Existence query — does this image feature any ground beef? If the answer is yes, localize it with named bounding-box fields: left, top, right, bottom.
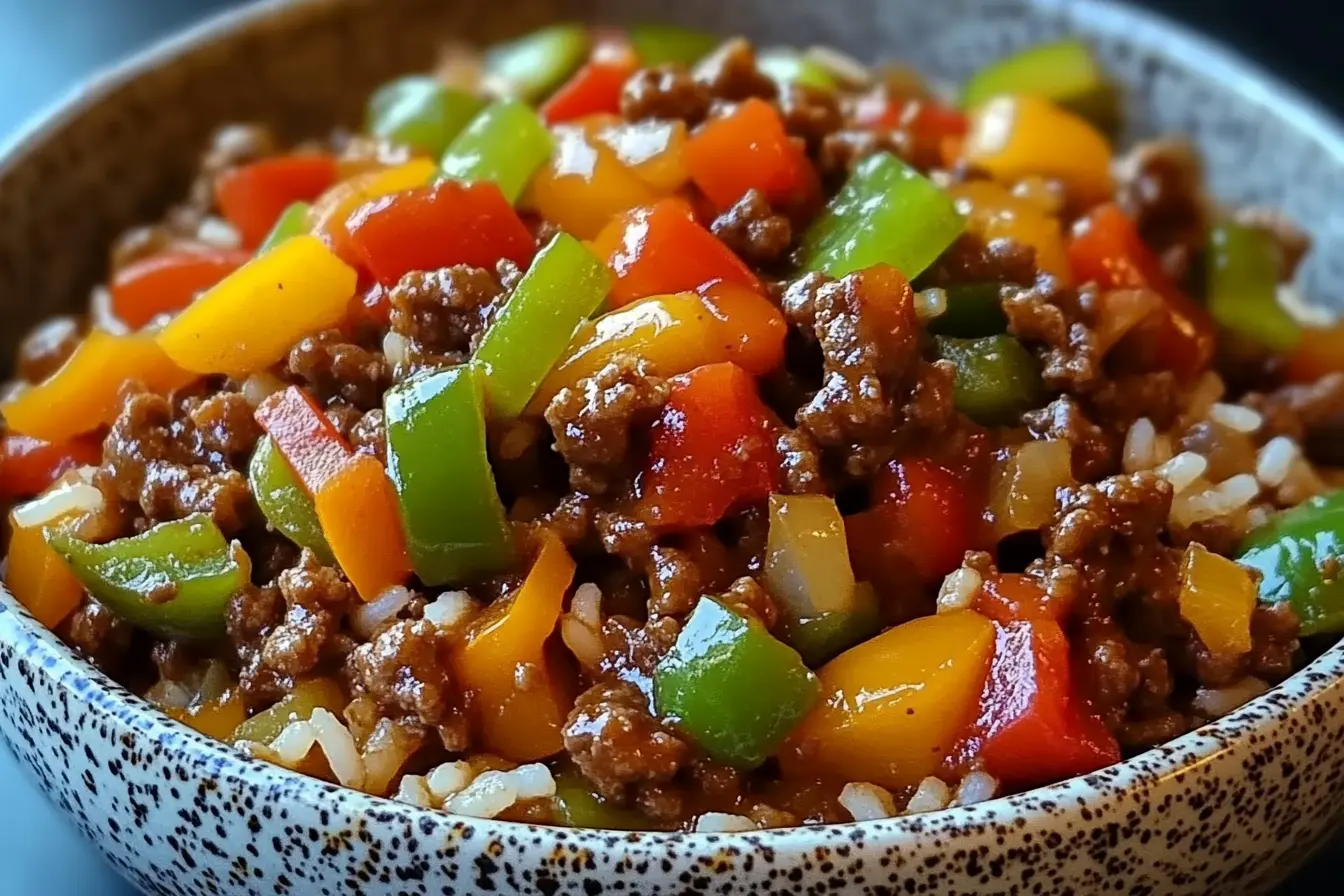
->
left=1248, top=602, right=1301, bottom=682
left=1115, top=138, right=1206, bottom=270
left=816, top=129, right=913, bottom=183
left=185, top=391, right=262, bottom=463
left=563, top=681, right=689, bottom=801
left=387, top=264, right=504, bottom=368
left=692, top=38, right=777, bottom=103
left=710, top=190, right=793, bottom=266
left=347, top=619, right=455, bottom=727
left=596, top=614, right=681, bottom=685
left=775, top=427, right=825, bottom=494
left=619, top=65, right=710, bottom=124
left=1001, top=272, right=1102, bottom=394
left=61, top=599, right=133, bottom=673
left=286, top=329, right=390, bottom=411
left=544, top=356, right=669, bottom=496
left=16, top=315, right=80, bottom=384
left=777, top=82, right=843, bottom=150
left=1245, top=372, right=1344, bottom=443
left=151, top=640, right=199, bottom=683
left=646, top=544, right=702, bottom=618
left=1024, top=395, right=1117, bottom=480
left=1088, top=371, right=1182, bottom=433
left=921, top=233, right=1038, bottom=288
left=1046, top=472, right=1173, bottom=566
left=1232, top=204, right=1312, bottom=280
left=720, top=576, right=777, bottom=629
left=101, top=391, right=255, bottom=535
left=348, top=409, right=387, bottom=465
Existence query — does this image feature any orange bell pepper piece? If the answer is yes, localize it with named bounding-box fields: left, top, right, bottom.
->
left=780, top=611, right=996, bottom=790
left=313, top=454, right=411, bottom=601
left=590, top=198, right=762, bottom=307
left=167, top=690, right=249, bottom=741
left=110, top=249, right=252, bottom=329
left=961, top=95, right=1112, bottom=205
left=594, top=118, right=690, bottom=193
left=156, top=235, right=357, bottom=379
left=1283, top=319, right=1344, bottom=383
left=308, top=159, right=438, bottom=265
left=215, top=153, right=339, bottom=249
left=684, top=97, right=819, bottom=213
left=452, top=533, right=575, bottom=762
left=1178, top=543, right=1256, bottom=656
left=946, top=181, right=1071, bottom=281
left=5, top=512, right=85, bottom=630
left=2, top=331, right=194, bottom=443
left=0, top=434, right=102, bottom=500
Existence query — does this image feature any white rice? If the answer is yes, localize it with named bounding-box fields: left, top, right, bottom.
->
left=309, top=708, right=366, bottom=790
left=936, top=567, right=982, bottom=614
left=241, top=371, right=287, bottom=409
left=382, top=331, right=410, bottom=368
left=1192, top=677, right=1269, bottom=717
left=1171, top=474, right=1261, bottom=526
left=350, top=586, right=415, bottom=640
left=904, top=777, right=952, bottom=815
left=12, top=480, right=104, bottom=529
left=445, top=770, right=519, bottom=819
left=270, top=720, right=318, bottom=765
left=1256, top=436, right=1301, bottom=489
left=511, top=763, right=558, bottom=800
left=1154, top=452, right=1208, bottom=495
left=393, top=775, right=435, bottom=809
left=1122, top=418, right=1157, bottom=473
left=422, top=590, right=478, bottom=631
left=1245, top=504, right=1273, bottom=531
left=914, top=287, right=948, bottom=322
left=1208, top=403, right=1263, bottom=434
left=196, top=215, right=242, bottom=249
left=426, top=761, right=475, bottom=801
left=839, top=782, right=898, bottom=822
left=693, top=813, right=757, bottom=833
left=952, top=771, right=999, bottom=808
left=562, top=583, right=607, bottom=670
left=438, top=764, right=557, bottom=820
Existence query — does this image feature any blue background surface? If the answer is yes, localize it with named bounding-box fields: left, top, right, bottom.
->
left=0, top=1, right=1338, bottom=893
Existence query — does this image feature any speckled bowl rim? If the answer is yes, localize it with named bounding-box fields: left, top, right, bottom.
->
left=3, top=0, right=1344, bottom=848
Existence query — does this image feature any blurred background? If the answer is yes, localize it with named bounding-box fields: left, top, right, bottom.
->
left=0, top=0, right=1338, bottom=893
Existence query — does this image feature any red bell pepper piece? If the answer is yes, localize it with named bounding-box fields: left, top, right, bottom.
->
left=683, top=97, right=820, bottom=213
left=852, top=91, right=969, bottom=169
left=639, top=362, right=780, bottom=530
left=109, top=249, right=252, bottom=329
left=969, top=620, right=1121, bottom=790
left=541, top=37, right=639, bottom=125
left=590, top=199, right=762, bottom=307
left=974, top=573, right=1070, bottom=624
left=846, top=457, right=970, bottom=585
left=0, top=434, right=102, bottom=500
left=254, top=386, right=352, bottom=495
left=215, top=154, right=339, bottom=249
left=345, top=180, right=536, bottom=288
left=1068, top=203, right=1214, bottom=378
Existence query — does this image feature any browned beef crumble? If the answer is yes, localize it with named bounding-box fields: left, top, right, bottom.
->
left=815, top=128, right=914, bottom=183
left=61, top=598, right=134, bottom=673
left=692, top=38, right=778, bottom=103
left=1115, top=138, right=1207, bottom=280
left=1001, top=272, right=1102, bottom=395
left=16, top=315, right=80, bottom=384
left=619, top=65, right=711, bottom=124
left=347, top=619, right=456, bottom=727
left=776, top=82, right=844, bottom=150
left=1023, top=395, right=1118, bottom=480
left=775, top=426, right=826, bottom=494
left=109, top=224, right=178, bottom=273
left=563, top=681, right=689, bottom=801
left=921, top=233, right=1038, bottom=288
left=287, top=329, right=390, bottom=411
left=348, top=408, right=387, bottom=464
left=387, top=264, right=505, bottom=370
left=1245, top=372, right=1344, bottom=443
left=711, top=189, right=793, bottom=266
left=645, top=544, right=703, bottom=618
left=178, top=123, right=278, bottom=227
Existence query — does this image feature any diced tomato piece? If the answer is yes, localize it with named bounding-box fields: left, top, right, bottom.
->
left=345, top=180, right=536, bottom=288
left=848, top=457, right=971, bottom=584
left=215, top=154, right=339, bottom=249
left=590, top=199, right=761, bottom=307
left=0, top=434, right=102, bottom=500
left=639, top=362, right=780, bottom=530
left=683, top=97, right=820, bottom=213
left=109, top=249, right=251, bottom=329
left=541, top=38, right=639, bottom=125
left=254, top=386, right=352, bottom=495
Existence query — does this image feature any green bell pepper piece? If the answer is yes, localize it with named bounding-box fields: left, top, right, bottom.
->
left=474, top=233, right=612, bottom=418
left=798, top=152, right=964, bottom=279
left=257, top=201, right=311, bottom=255
left=384, top=363, right=514, bottom=586
left=439, top=99, right=554, bottom=204
left=1238, top=490, right=1344, bottom=636
left=248, top=436, right=334, bottom=564
left=1206, top=221, right=1300, bottom=353
left=757, top=48, right=837, bottom=91
left=485, top=24, right=589, bottom=102
left=961, top=39, right=1117, bottom=128
left=47, top=514, right=248, bottom=641
left=780, top=583, right=881, bottom=668
left=654, top=596, right=819, bottom=768
left=554, top=769, right=649, bottom=830
left=628, top=24, right=719, bottom=67
left=924, top=283, right=1009, bottom=337
left=366, top=76, right=486, bottom=157
left=934, top=334, right=1043, bottom=426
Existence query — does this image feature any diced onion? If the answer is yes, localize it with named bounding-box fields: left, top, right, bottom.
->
left=12, top=480, right=104, bottom=529
left=693, top=812, right=756, bottom=833
left=426, top=761, right=475, bottom=800
left=350, top=586, right=415, bottom=640
left=803, top=45, right=871, bottom=85
left=271, top=720, right=318, bottom=765
left=394, top=774, right=435, bottom=808
left=952, top=770, right=999, bottom=807
left=242, top=371, right=287, bottom=408
left=309, top=708, right=365, bottom=790
left=1192, top=677, right=1269, bottom=717
left=936, top=567, right=982, bottom=614
left=196, top=215, right=242, bottom=249
left=904, top=776, right=952, bottom=814
left=422, top=590, right=479, bottom=631
left=445, top=770, right=519, bottom=819
left=839, top=782, right=898, bottom=821
left=511, top=763, right=557, bottom=800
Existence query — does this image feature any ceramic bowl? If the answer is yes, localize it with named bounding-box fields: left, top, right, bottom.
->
left=3, top=1, right=1344, bottom=893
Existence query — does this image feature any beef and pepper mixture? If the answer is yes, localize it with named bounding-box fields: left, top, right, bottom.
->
left=3, top=26, right=1343, bottom=831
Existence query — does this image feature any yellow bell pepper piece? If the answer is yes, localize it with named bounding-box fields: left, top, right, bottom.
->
left=2, top=331, right=194, bottom=443
left=452, top=533, right=575, bottom=762
left=307, top=158, right=438, bottom=239
left=962, top=95, right=1113, bottom=206
left=167, top=690, right=248, bottom=741
left=522, top=118, right=662, bottom=240
left=1178, top=543, right=1256, bottom=656
left=780, top=611, right=996, bottom=790
left=595, top=117, right=690, bottom=193
left=157, top=235, right=357, bottom=378
left=5, top=511, right=85, bottom=630
left=947, top=180, right=1072, bottom=281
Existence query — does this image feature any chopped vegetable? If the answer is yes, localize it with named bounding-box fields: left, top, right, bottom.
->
left=3, top=331, right=193, bottom=443
left=757, top=48, right=837, bottom=91
left=452, top=533, right=575, bottom=761
left=109, top=249, right=251, bottom=329
left=962, top=96, right=1112, bottom=205
left=590, top=199, right=761, bottom=306
left=308, top=159, right=438, bottom=264
left=485, top=24, right=589, bottom=101
left=962, top=40, right=1115, bottom=127
left=797, top=152, right=964, bottom=278
left=48, top=514, right=249, bottom=641
left=554, top=768, right=649, bottom=829
left=384, top=365, right=514, bottom=585
left=167, top=690, right=248, bottom=742
left=851, top=92, right=969, bottom=168
left=346, top=179, right=535, bottom=287
left=934, top=334, right=1044, bottom=426
left=256, top=201, right=311, bottom=253
left=248, top=436, right=334, bottom=564
left=1206, top=221, right=1300, bottom=353
left=1178, top=543, right=1256, bottom=656
left=593, top=118, right=690, bottom=193
left=780, top=611, right=996, bottom=790
left=6, top=511, right=85, bottom=629
left=439, top=99, right=554, bottom=203
left=541, top=41, right=639, bottom=124
left=924, top=282, right=1008, bottom=337
left=1283, top=320, right=1344, bottom=383
left=628, top=24, right=718, bottom=66
left=0, top=434, right=101, bottom=500
left=973, top=573, right=1068, bottom=624
left=846, top=457, right=971, bottom=586
left=946, top=180, right=1070, bottom=281
left=639, top=362, right=780, bottom=530
left=653, top=596, right=819, bottom=768
left=684, top=97, right=819, bottom=213
left=157, top=234, right=357, bottom=378
left=365, top=76, right=485, bottom=156
left=214, top=153, right=338, bottom=249
left=254, top=385, right=353, bottom=495
left=232, top=677, right=347, bottom=745
left=474, top=233, right=612, bottom=418
left=987, top=440, right=1074, bottom=538
left=1238, top=491, right=1344, bottom=636
left=313, top=454, right=412, bottom=601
